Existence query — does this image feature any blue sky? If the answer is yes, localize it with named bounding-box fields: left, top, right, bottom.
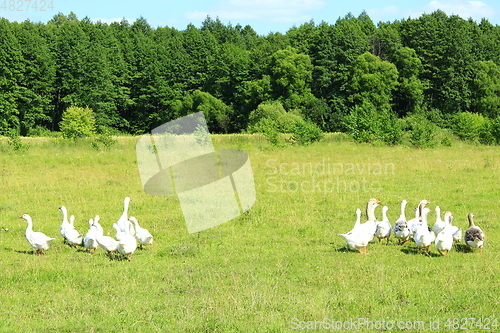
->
left=1, top=0, right=499, bottom=34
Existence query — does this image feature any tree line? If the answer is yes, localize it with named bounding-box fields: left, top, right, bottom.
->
left=0, top=10, right=499, bottom=142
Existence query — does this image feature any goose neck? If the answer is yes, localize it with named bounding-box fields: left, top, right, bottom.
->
left=467, top=213, right=475, bottom=227
left=25, top=217, right=33, bottom=233
left=367, top=203, right=377, bottom=222
left=399, top=201, right=407, bottom=219
left=60, top=206, right=68, bottom=223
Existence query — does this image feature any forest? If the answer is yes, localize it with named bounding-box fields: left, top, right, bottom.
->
left=0, top=10, right=499, bottom=144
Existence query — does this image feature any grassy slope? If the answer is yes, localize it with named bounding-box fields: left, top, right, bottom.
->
left=0, top=135, right=499, bottom=332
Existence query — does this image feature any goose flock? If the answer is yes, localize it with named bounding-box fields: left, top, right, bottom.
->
left=19, top=197, right=153, bottom=260
left=339, top=198, right=486, bottom=255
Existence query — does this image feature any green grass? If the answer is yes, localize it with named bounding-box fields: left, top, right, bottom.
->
left=0, top=135, right=499, bottom=332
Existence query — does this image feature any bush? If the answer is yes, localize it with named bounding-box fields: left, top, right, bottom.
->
left=28, top=126, right=60, bottom=137
left=91, top=127, right=117, bottom=150
left=248, top=101, right=284, bottom=128
left=478, top=118, right=495, bottom=145
left=343, top=103, right=402, bottom=145
left=7, top=130, right=29, bottom=152
left=290, top=120, right=324, bottom=145
left=407, top=116, right=438, bottom=148
left=441, top=136, right=452, bottom=147
left=60, top=106, right=96, bottom=139
left=247, top=101, right=323, bottom=146
left=451, top=112, right=486, bottom=142
left=487, top=116, right=500, bottom=145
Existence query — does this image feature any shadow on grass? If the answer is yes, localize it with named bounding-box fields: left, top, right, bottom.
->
left=334, top=245, right=353, bottom=253
left=75, top=247, right=97, bottom=254
left=453, top=243, right=473, bottom=253
left=105, top=251, right=134, bottom=261
left=400, top=247, right=441, bottom=257
left=13, top=249, right=46, bottom=255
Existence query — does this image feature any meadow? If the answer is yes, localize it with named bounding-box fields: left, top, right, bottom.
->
left=0, top=134, right=499, bottom=332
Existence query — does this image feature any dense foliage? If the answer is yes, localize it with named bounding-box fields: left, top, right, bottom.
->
left=0, top=11, right=499, bottom=143
left=59, top=106, right=96, bottom=139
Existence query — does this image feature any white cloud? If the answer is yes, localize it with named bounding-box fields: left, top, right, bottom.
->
left=368, top=0, right=497, bottom=23
left=366, top=6, right=402, bottom=22
left=424, top=0, right=494, bottom=20
left=185, top=0, right=325, bottom=24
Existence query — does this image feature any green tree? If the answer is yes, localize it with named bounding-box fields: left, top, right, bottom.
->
left=451, top=112, right=487, bottom=142
left=0, top=18, right=25, bottom=135
left=269, top=47, right=315, bottom=110
left=309, top=15, right=371, bottom=131
left=12, top=21, right=56, bottom=136
left=472, top=61, right=500, bottom=118
left=400, top=11, right=476, bottom=115
left=174, top=90, right=232, bottom=133
left=392, top=47, right=425, bottom=116
left=207, top=42, right=251, bottom=106
left=349, top=52, right=399, bottom=110
left=60, top=106, right=96, bottom=139
left=370, top=21, right=402, bottom=61
left=344, top=52, right=401, bottom=144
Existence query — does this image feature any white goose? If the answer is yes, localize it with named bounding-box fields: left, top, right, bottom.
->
left=94, top=217, right=119, bottom=254
left=413, top=207, right=433, bottom=253
left=20, top=214, right=55, bottom=255
left=59, top=206, right=71, bottom=242
left=375, top=206, right=391, bottom=244
left=351, top=208, right=362, bottom=231
left=112, top=222, right=125, bottom=241
left=64, top=215, right=83, bottom=247
left=432, top=206, right=446, bottom=235
left=339, top=208, right=371, bottom=254
left=435, top=214, right=453, bottom=256
left=464, top=213, right=485, bottom=252
left=113, top=220, right=135, bottom=241
left=115, top=197, right=132, bottom=235
left=394, top=200, right=410, bottom=244
left=83, top=219, right=98, bottom=252
left=408, top=200, right=431, bottom=237
left=339, top=199, right=380, bottom=254
left=446, top=212, right=462, bottom=243
left=117, top=219, right=137, bottom=260
left=348, top=198, right=380, bottom=238
left=129, top=216, right=153, bottom=248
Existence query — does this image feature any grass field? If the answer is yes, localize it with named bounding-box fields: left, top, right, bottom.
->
left=0, top=134, right=499, bottom=332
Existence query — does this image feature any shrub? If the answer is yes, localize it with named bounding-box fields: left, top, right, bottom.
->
left=343, top=103, right=402, bottom=145
left=7, top=130, right=29, bottom=152
left=451, top=112, right=486, bottom=142
left=478, top=118, right=495, bottom=145
left=247, top=101, right=323, bottom=146
left=408, top=116, right=438, bottom=148
left=441, top=136, right=452, bottom=147
left=28, top=126, right=60, bottom=137
left=60, top=106, right=96, bottom=139
left=91, top=127, right=117, bottom=150
left=290, top=120, right=324, bottom=145
left=247, top=101, right=286, bottom=130
left=488, top=116, right=500, bottom=145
